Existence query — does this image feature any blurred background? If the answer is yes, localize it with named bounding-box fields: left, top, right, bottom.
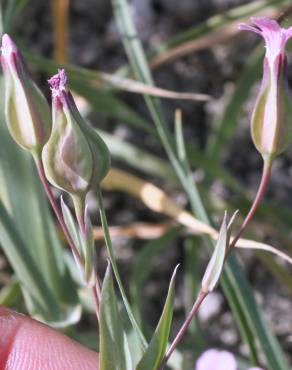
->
left=0, top=0, right=292, bottom=368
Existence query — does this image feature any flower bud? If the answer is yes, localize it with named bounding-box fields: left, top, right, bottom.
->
left=239, top=17, right=292, bottom=162
left=0, top=34, right=51, bottom=156
left=42, top=69, right=110, bottom=198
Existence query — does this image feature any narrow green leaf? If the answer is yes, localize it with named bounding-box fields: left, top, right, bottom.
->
left=201, top=212, right=228, bottom=293
left=0, top=2, right=3, bottom=36
left=222, top=263, right=259, bottom=364
left=149, top=0, right=282, bottom=61
left=61, top=196, right=82, bottom=255
left=2, top=0, right=27, bottom=34
left=130, top=227, right=181, bottom=324
left=99, top=263, right=132, bottom=370
left=0, top=200, right=58, bottom=318
left=174, top=109, right=189, bottom=173
left=97, top=129, right=176, bottom=182
left=97, top=187, right=147, bottom=351
left=136, top=265, right=178, bottom=370
left=0, top=278, right=21, bottom=306
left=207, top=48, right=263, bottom=158
left=224, top=256, right=290, bottom=370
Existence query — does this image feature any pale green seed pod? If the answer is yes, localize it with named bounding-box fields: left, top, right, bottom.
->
left=1, top=34, right=51, bottom=156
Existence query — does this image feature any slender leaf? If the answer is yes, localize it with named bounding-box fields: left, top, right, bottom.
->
left=0, top=278, right=21, bottom=306
left=0, top=2, right=3, bottom=36
left=2, top=0, right=27, bottom=34
left=97, top=188, right=148, bottom=350
left=0, top=200, right=58, bottom=318
left=61, top=196, right=82, bottom=254
left=99, top=263, right=132, bottom=370
left=136, top=265, right=178, bottom=370
left=224, top=256, right=290, bottom=369
left=130, top=227, right=181, bottom=323
left=207, top=48, right=263, bottom=158
left=201, top=212, right=228, bottom=293
left=222, top=264, right=259, bottom=365
left=149, top=0, right=286, bottom=66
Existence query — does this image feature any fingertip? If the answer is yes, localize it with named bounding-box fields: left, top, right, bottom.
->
left=0, top=306, right=99, bottom=370
left=0, top=306, right=22, bottom=369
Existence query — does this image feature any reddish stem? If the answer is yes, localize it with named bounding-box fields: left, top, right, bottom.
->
left=159, top=290, right=208, bottom=369
left=35, top=158, right=84, bottom=268
left=227, top=161, right=272, bottom=254
left=36, top=158, right=101, bottom=322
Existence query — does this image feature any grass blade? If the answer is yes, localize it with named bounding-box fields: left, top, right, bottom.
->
left=136, top=265, right=179, bottom=370
left=0, top=200, right=58, bottom=318
left=97, top=187, right=148, bottom=350
left=207, top=48, right=263, bottom=158
left=149, top=0, right=286, bottom=68
left=99, top=263, right=132, bottom=370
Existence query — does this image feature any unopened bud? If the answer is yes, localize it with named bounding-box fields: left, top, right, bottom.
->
left=1, top=34, right=51, bottom=156
left=42, top=69, right=110, bottom=199
left=239, top=17, right=292, bottom=162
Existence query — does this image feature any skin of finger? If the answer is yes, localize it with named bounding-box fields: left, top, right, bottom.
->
left=0, top=306, right=99, bottom=370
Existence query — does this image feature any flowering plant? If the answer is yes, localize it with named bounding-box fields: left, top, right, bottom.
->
left=0, top=2, right=291, bottom=370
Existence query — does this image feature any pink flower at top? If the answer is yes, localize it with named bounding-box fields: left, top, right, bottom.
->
left=238, top=17, right=292, bottom=162
left=195, top=349, right=264, bottom=370
left=239, top=17, right=292, bottom=65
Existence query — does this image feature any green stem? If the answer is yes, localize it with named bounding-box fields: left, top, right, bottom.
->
left=96, top=187, right=147, bottom=350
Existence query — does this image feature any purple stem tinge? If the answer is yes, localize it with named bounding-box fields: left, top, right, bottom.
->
left=35, top=158, right=101, bottom=321
left=159, top=290, right=208, bottom=369
left=36, top=158, right=84, bottom=268
left=227, top=161, right=272, bottom=254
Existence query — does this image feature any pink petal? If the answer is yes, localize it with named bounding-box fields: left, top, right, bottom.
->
left=1, top=34, right=18, bottom=55
left=284, top=26, right=292, bottom=40
left=196, top=349, right=237, bottom=370
left=250, top=16, right=280, bottom=32
left=238, top=23, right=261, bottom=35
left=48, top=68, right=68, bottom=92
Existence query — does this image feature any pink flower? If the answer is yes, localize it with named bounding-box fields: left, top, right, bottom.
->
left=195, top=349, right=264, bottom=370
left=239, top=17, right=292, bottom=65
left=238, top=17, right=292, bottom=162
